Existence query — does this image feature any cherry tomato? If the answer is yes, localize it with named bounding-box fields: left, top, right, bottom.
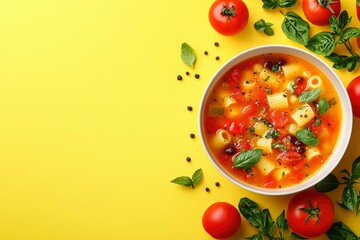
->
left=270, top=110, right=290, bottom=128
left=347, top=76, right=360, bottom=118
left=302, top=0, right=341, bottom=26
left=208, top=0, right=249, bottom=36
left=287, top=190, right=334, bottom=238
left=202, top=202, right=241, bottom=239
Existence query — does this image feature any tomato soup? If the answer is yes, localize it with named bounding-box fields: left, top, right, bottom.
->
left=203, top=53, right=342, bottom=189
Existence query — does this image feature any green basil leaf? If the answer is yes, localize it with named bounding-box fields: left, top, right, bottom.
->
left=351, top=156, right=360, bottom=180
left=264, top=27, right=275, bottom=36
left=246, top=233, right=263, bottom=240
left=298, top=88, right=321, bottom=102
left=356, top=196, right=360, bottom=216
left=262, top=209, right=274, bottom=234
left=191, top=168, right=202, bottom=185
left=317, top=98, right=330, bottom=114
left=341, top=27, right=360, bottom=42
left=342, top=184, right=358, bottom=211
left=296, top=128, right=319, bottom=146
left=357, top=0, right=360, bottom=7
left=326, top=52, right=348, bottom=69
left=315, top=173, right=340, bottom=192
left=326, top=222, right=359, bottom=240
left=346, top=55, right=360, bottom=72
left=170, top=176, right=193, bottom=187
left=338, top=11, right=351, bottom=30
left=265, top=129, right=279, bottom=140
left=271, top=142, right=287, bottom=151
left=291, top=232, right=307, bottom=239
left=238, top=197, right=262, bottom=228
left=306, top=32, right=336, bottom=56
left=276, top=210, right=288, bottom=230
left=278, top=0, right=297, bottom=8
left=181, top=43, right=196, bottom=68
left=329, top=15, right=339, bottom=34
left=281, top=12, right=310, bottom=45
left=233, top=149, right=263, bottom=169
left=262, top=0, right=279, bottom=9
left=254, top=19, right=266, bottom=30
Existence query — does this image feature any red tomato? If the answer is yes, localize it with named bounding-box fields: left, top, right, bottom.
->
left=208, top=0, right=249, bottom=36
left=347, top=76, right=360, bottom=118
left=276, top=150, right=302, bottom=165
left=225, top=121, right=247, bottom=134
left=302, top=0, right=341, bottom=26
left=202, top=202, right=241, bottom=239
left=357, top=0, right=360, bottom=20
left=287, top=190, right=334, bottom=238
left=270, top=110, right=290, bottom=128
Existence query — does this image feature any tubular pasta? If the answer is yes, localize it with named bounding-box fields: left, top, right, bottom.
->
left=212, top=129, right=232, bottom=149
left=267, top=92, right=289, bottom=110
left=253, top=121, right=270, bottom=136
left=307, top=75, right=323, bottom=89
left=306, top=147, right=321, bottom=160
left=256, top=138, right=273, bottom=154
left=291, top=103, right=315, bottom=127
left=273, top=167, right=290, bottom=181
left=242, top=80, right=256, bottom=91
left=256, top=157, right=275, bottom=176
left=282, top=63, right=306, bottom=80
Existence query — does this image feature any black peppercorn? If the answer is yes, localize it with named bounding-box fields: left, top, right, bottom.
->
left=177, top=75, right=183, bottom=80
left=204, top=51, right=208, bottom=55
left=194, top=74, right=200, bottom=79
left=186, top=157, right=191, bottom=162
left=215, top=182, right=220, bottom=187
left=186, top=71, right=190, bottom=76
left=214, top=42, right=219, bottom=47
left=190, top=133, right=195, bottom=139
left=205, top=187, right=210, bottom=192
left=215, top=56, right=220, bottom=60
left=187, top=106, right=193, bottom=111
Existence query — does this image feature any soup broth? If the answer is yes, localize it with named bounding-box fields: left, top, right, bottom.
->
left=203, top=53, right=342, bottom=189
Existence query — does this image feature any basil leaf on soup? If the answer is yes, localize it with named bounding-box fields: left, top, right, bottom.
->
left=317, top=98, right=330, bottom=114
left=281, top=12, right=310, bottom=45
left=296, top=128, right=319, bottom=146
left=298, top=88, right=322, bottom=102
left=233, top=149, right=263, bottom=169
left=181, top=42, right=196, bottom=68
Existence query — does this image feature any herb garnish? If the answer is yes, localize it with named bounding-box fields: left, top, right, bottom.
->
left=262, top=0, right=297, bottom=9
left=170, top=168, right=202, bottom=188
left=233, top=149, right=263, bottom=169
left=296, top=128, right=319, bottom=146
left=254, top=19, right=275, bottom=36
left=181, top=43, right=196, bottom=68
left=316, top=98, right=330, bottom=115
left=298, top=88, right=321, bottom=102
left=316, top=156, right=360, bottom=215
left=281, top=11, right=310, bottom=45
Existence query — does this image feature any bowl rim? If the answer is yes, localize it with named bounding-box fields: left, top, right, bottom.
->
left=198, top=44, right=353, bottom=196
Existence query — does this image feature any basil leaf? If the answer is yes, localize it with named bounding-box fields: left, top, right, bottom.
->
left=291, top=232, right=307, bottom=239
left=315, top=173, right=340, bottom=192
left=272, top=142, right=287, bottom=151
left=341, top=27, right=360, bottom=42
left=351, top=156, right=360, bottom=180
left=342, top=184, right=358, bottom=211
left=317, top=98, right=330, bottom=114
left=265, top=129, right=279, bottom=139
left=262, top=0, right=280, bottom=9
left=233, top=149, right=263, bottom=169
left=306, top=32, right=336, bottom=56
left=338, top=11, right=351, bottom=30
left=191, top=168, right=202, bottom=185
left=281, top=12, right=310, bottom=45
left=298, top=88, right=321, bottom=102
left=329, top=15, right=339, bottom=35
left=326, top=52, right=348, bottom=69
left=276, top=210, right=288, bottom=230
left=296, top=128, right=319, bottom=146
left=254, top=19, right=275, bottom=36
left=170, top=176, right=193, bottom=187
left=326, top=222, right=359, bottom=240
left=346, top=55, right=360, bottom=72
left=238, top=197, right=262, bottom=228
left=264, top=27, right=275, bottom=36
left=262, top=209, right=274, bottom=234
left=278, top=0, right=297, bottom=8
left=247, top=233, right=263, bottom=240
left=181, top=43, right=196, bottom=68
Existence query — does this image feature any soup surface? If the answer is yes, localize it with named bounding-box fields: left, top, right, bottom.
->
left=203, top=53, right=341, bottom=189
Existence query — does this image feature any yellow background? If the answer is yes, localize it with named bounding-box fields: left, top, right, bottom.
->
left=0, top=0, right=359, bottom=239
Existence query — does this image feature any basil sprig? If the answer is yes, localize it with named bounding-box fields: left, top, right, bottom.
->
left=233, top=149, right=262, bottom=169
left=296, top=128, right=319, bottom=146
left=180, top=42, right=196, bottom=68
left=316, top=98, right=330, bottom=115
left=262, top=0, right=297, bottom=9
left=254, top=19, right=274, bottom=36
left=316, top=156, right=360, bottom=215
left=170, top=168, right=202, bottom=189
left=238, top=197, right=299, bottom=240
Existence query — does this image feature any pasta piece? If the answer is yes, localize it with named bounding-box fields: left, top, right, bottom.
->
left=307, top=75, right=323, bottom=89
left=288, top=123, right=301, bottom=136
left=256, top=157, right=275, bottom=176
left=267, top=92, right=289, bottom=110
left=256, top=138, right=273, bottom=154
left=303, top=71, right=312, bottom=79
left=282, top=63, right=306, bottom=80
left=253, top=121, right=270, bottom=136
left=273, top=167, right=290, bottom=181
left=306, top=147, right=321, bottom=160
left=259, top=68, right=281, bottom=88
left=253, top=63, right=263, bottom=73
left=221, top=95, right=236, bottom=107
left=224, top=103, right=243, bottom=119
left=291, top=103, right=315, bottom=127
left=212, top=129, right=232, bottom=149
left=242, top=80, right=256, bottom=91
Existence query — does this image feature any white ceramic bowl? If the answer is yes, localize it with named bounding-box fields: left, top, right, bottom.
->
left=198, top=45, right=353, bottom=196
